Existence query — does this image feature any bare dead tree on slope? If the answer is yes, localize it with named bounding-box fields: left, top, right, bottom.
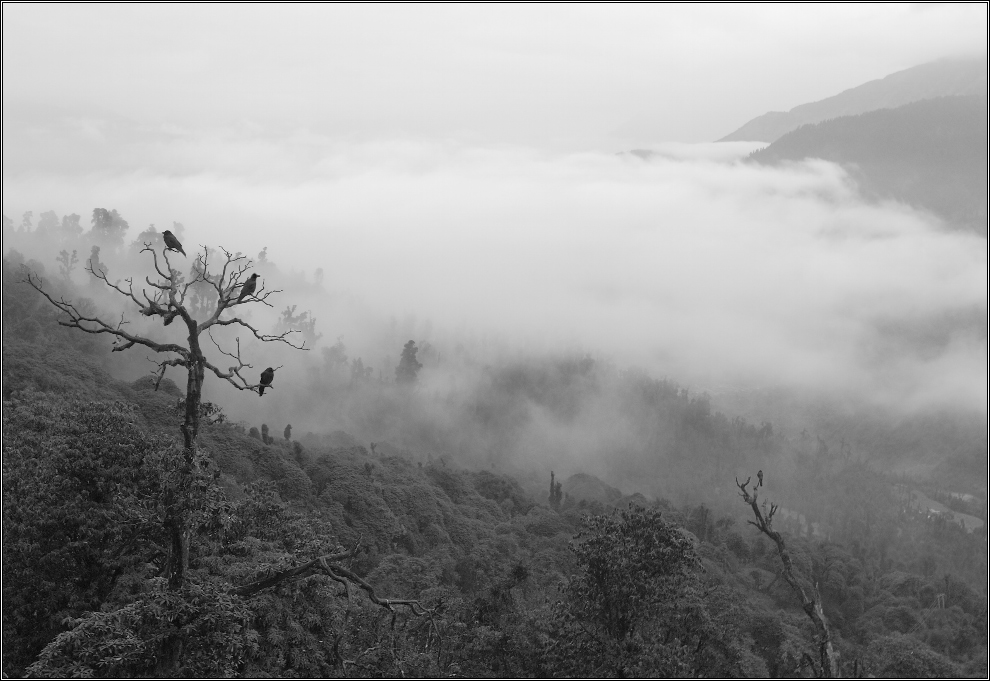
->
left=735, top=474, right=839, bottom=678
left=25, top=242, right=307, bottom=588
left=24, top=242, right=441, bottom=674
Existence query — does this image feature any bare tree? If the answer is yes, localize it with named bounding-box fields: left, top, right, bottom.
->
left=25, top=242, right=307, bottom=589
left=735, top=474, right=838, bottom=678
left=23, top=241, right=444, bottom=675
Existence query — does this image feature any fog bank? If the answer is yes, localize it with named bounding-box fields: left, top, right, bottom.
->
left=4, top=136, right=985, bottom=413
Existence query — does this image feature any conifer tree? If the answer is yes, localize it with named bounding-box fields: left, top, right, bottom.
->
left=395, top=339, right=423, bottom=385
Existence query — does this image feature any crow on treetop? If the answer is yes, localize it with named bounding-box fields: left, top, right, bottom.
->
left=237, top=273, right=259, bottom=303
left=259, top=367, right=275, bottom=396
left=162, top=230, right=186, bottom=256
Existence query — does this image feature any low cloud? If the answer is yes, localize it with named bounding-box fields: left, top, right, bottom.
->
left=3, top=125, right=986, bottom=414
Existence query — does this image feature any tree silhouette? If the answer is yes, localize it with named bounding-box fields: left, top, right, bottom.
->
left=89, top=207, right=130, bottom=248
left=351, top=356, right=373, bottom=383
left=548, top=470, right=563, bottom=511
left=55, top=249, right=78, bottom=283
left=86, top=245, right=107, bottom=281
left=395, top=339, right=423, bottom=385
left=37, top=210, right=60, bottom=237
left=131, top=223, right=164, bottom=252
left=59, top=213, right=83, bottom=241
left=25, top=241, right=307, bottom=591
left=276, top=304, right=323, bottom=346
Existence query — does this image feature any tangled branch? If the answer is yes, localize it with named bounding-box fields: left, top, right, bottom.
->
left=148, top=356, right=188, bottom=391
left=24, top=242, right=307, bottom=383
left=203, top=332, right=286, bottom=393
left=23, top=271, right=189, bottom=358
left=233, top=540, right=435, bottom=619
left=212, top=315, right=307, bottom=350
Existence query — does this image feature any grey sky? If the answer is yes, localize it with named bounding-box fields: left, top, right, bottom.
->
left=3, top=4, right=986, bottom=146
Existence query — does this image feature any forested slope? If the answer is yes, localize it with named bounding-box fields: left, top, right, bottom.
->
left=2, top=250, right=986, bottom=678
left=748, top=95, right=988, bottom=233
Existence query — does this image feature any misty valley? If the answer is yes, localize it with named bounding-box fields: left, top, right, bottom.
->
left=2, top=38, right=988, bottom=681
left=2, top=196, right=986, bottom=678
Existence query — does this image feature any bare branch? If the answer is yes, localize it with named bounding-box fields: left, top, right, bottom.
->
left=202, top=333, right=280, bottom=394
left=189, top=246, right=227, bottom=306
left=140, top=243, right=174, bottom=284
left=210, top=316, right=308, bottom=350
left=203, top=352, right=253, bottom=392
left=229, top=282, right=279, bottom=308
left=185, top=247, right=286, bottom=332
left=148, top=356, right=188, bottom=391
left=83, top=244, right=188, bottom=328
left=87, top=262, right=147, bottom=307
left=320, top=561, right=432, bottom=616
left=231, top=545, right=358, bottom=598
left=208, top=329, right=247, bottom=365
left=23, top=271, right=190, bottom=359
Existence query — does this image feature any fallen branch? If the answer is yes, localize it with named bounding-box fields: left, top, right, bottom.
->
left=232, top=541, right=436, bottom=620
left=232, top=546, right=357, bottom=598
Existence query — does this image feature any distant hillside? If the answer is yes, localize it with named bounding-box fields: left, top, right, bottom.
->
left=562, top=473, right=622, bottom=504
left=720, top=58, right=987, bottom=142
left=748, top=95, right=988, bottom=233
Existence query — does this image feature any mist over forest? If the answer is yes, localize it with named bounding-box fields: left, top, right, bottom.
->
left=2, top=5, right=987, bottom=679
left=5, top=139, right=986, bottom=489
left=5, top=137, right=985, bottom=409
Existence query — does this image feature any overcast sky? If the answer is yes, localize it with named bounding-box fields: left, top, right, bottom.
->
left=3, top=4, right=987, bottom=146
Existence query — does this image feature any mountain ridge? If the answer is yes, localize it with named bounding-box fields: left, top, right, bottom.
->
left=719, top=57, right=987, bottom=142
left=747, top=95, right=988, bottom=233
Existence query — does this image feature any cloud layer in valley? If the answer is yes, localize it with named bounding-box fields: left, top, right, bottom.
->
left=4, top=129, right=986, bottom=415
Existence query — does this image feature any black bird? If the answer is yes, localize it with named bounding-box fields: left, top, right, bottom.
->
left=757, top=470, right=764, bottom=488
left=259, top=367, right=275, bottom=396
left=237, top=273, right=259, bottom=303
left=162, top=230, right=186, bottom=256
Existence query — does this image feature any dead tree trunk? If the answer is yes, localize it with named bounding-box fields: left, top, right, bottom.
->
left=735, top=475, right=838, bottom=678
left=163, top=363, right=205, bottom=590
left=162, top=331, right=203, bottom=590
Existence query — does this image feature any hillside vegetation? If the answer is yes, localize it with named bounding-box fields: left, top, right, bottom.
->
left=2, top=238, right=987, bottom=677
left=748, top=95, right=988, bottom=233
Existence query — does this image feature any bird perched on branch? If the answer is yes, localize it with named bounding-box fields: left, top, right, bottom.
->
left=162, top=230, right=186, bottom=256
left=259, top=367, right=275, bottom=396
left=237, top=273, right=259, bottom=303
left=757, top=470, right=764, bottom=488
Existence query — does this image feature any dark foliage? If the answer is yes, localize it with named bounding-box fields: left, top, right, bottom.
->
left=1, top=241, right=985, bottom=678
left=395, top=340, right=423, bottom=385
left=750, top=95, right=988, bottom=232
